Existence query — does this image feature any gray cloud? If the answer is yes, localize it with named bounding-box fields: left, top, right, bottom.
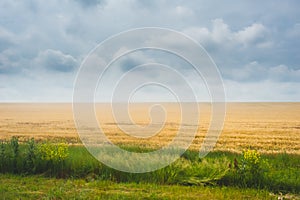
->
left=117, top=51, right=155, bottom=72
left=0, top=27, right=15, bottom=52
left=75, top=0, right=106, bottom=8
left=223, top=61, right=300, bottom=82
left=35, top=49, right=77, bottom=72
left=0, top=0, right=299, bottom=101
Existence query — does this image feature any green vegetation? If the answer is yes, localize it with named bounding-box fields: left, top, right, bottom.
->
left=0, top=137, right=299, bottom=199
left=0, top=174, right=277, bottom=199
left=221, top=149, right=268, bottom=189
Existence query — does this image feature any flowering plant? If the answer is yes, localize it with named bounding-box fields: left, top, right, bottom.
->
left=37, top=142, right=69, bottom=162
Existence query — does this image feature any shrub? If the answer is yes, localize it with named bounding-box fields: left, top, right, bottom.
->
left=0, top=140, right=6, bottom=172
left=239, top=149, right=267, bottom=187
left=222, top=149, right=269, bottom=189
left=242, top=149, right=262, bottom=174
left=37, top=142, right=69, bottom=162
left=37, top=142, right=69, bottom=177
left=10, top=136, right=19, bottom=173
left=23, top=138, right=36, bottom=174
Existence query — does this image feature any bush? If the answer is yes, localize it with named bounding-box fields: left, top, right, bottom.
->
left=10, top=137, right=19, bottom=173
left=239, top=149, right=267, bottom=187
left=37, top=142, right=68, bottom=162
left=221, top=149, right=269, bottom=189
left=242, top=149, right=261, bottom=173
left=23, top=138, right=36, bottom=174
left=37, top=142, right=69, bottom=177
left=0, top=140, right=7, bottom=173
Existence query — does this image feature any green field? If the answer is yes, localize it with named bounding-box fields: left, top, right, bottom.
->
left=0, top=138, right=299, bottom=199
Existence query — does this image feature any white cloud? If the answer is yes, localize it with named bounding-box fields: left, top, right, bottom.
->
left=224, top=61, right=300, bottom=83
left=235, top=23, right=268, bottom=46
left=174, top=6, right=194, bottom=17
left=211, top=19, right=232, bottom=44
left=183, top=27, right=210, bottom=44
left=184, top=19, right=271, bottom=48
left=225, top=80, right=300, bottom=102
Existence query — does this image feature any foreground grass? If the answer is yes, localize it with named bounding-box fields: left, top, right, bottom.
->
left=1, top=139, right=300, bottom=194
left=0, top=174, right=281, bottom=200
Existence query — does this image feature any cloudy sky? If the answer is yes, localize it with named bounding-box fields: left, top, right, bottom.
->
left=0, top=0, right=299, bottom=102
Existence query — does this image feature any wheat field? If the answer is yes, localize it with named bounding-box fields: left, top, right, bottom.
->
left=0, top=103, right=299, bottom=154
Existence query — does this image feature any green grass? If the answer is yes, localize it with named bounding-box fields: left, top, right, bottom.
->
left=0, top=174, right=280, bottom=200
left=1, top=137, right=300, bottom=198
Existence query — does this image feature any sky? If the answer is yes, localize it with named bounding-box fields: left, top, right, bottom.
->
left=0, top=0, right=299, bottom=102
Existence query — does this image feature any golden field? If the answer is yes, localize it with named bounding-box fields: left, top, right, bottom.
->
left=0, top=103, right=299, bottom=154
